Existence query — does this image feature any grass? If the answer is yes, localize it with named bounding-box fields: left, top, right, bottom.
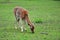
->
left=0, top=0, right=60, bottom=40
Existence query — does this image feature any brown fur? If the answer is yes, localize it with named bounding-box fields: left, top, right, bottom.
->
left=14, top=6, right=34, bottom=33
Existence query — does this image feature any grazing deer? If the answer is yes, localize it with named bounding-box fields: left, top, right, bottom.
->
left=14, top=6, right=34, bottom=33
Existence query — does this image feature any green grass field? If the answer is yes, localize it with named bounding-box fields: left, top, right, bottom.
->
left=0, top=0, right=60, bottom=40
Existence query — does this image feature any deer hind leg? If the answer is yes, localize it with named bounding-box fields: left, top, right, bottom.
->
left=14, top=9, right=21, bottom=30
left=15, top=12, right=20, bottom=30
left=15, top=15, right=24, bottom=32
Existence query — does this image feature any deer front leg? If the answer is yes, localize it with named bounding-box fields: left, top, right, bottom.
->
left=18, top=18, right=24, bottom=32
left=20, top=19, right=27, bottom=32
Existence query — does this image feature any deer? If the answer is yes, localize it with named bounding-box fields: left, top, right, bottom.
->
left=14, top=6, right=34, bottom=33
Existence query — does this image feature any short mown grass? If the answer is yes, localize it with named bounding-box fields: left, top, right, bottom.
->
left=0, top=0, right=60, bottom=40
